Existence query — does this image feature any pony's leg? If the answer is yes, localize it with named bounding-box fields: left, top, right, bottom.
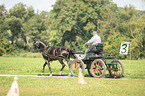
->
left=47, top=61, right=52, bottom=76
left=66, top=59, right=71, bottom=77
left=59, top=59, right=66, bottom=75
left=41, top=62, right=47, bottom=75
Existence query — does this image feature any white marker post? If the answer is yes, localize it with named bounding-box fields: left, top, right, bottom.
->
left=120, top=42, right=131, bottom=73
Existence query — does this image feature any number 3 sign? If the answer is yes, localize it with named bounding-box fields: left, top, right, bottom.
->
left=120, top=42, right=130, bottom=55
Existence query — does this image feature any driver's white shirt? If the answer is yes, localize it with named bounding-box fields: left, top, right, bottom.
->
left=87, top=34, right=101, bottom=45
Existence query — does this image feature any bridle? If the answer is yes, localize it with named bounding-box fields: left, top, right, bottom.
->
left=34, top=41, right=47, bottom=51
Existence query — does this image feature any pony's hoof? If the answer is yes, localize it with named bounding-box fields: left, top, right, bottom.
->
left=60, top=71, right=62, bottom=75
left=49, top=74, right=52, bottom=77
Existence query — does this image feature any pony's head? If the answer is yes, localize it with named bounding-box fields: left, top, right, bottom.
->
left=34, top=39, right=48, bottom=52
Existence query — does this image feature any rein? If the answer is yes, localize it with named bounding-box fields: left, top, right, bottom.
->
left=38, top=47, right=45, bottom=51
left=71, top=45, right=85, bottom=49
left=38, top=45, right=48, bottom=51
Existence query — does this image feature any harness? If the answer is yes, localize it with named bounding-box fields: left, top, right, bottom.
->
left=42, top=46, right=70, bottom=59
left=43, top=46, right=54, bottom=56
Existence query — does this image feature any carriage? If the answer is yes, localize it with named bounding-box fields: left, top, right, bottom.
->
left=69, top=44, right=124, bottom=78
left=34, top=40, right=124, bottom=78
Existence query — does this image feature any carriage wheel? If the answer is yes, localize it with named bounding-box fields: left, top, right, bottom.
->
left=90, top=59, right=106, bottom=78
left=70, top=59, right=85, bottom=77
left=109, top=60, right=124, bottom=78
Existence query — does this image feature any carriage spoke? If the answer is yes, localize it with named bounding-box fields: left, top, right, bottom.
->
left=73, top=68, right=78, bottom=74
left=91, top=59, right=106, bottom=77
left=70, top=59, right=85, bottom=76
left=109, top=61, right=124, bottom=78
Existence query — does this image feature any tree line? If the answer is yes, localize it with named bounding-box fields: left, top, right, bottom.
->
left=0, top=0, right=145, bottom=59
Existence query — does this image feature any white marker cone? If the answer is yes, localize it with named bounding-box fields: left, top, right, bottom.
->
left=7, top=77, right=20, bottom=96
left=78, top=68, right=87, bottom=84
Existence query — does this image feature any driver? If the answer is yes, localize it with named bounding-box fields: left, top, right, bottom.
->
left=84, top=31, right=101, bottom=59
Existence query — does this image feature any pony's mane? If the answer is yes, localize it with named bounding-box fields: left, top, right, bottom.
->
left=38, top=39, right=48, bottom=46
left=36, top=39, right=75, bottom=54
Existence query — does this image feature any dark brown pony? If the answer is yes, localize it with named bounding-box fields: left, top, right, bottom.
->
left=34, top=39, right=75, bottom=76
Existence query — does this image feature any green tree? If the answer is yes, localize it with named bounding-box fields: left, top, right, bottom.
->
left=48, top=0, right=115, bottom=46
left=0, top=4, right=8, bottom=36
left=5, top=16, right=23, bottom=44
left=5, top=3, right=35, bottom=50
left=23, top=11, right=49, bottom=43
left=0, top=5, right=15, bottom=56
left=9, top=3, right=34, bottom=22
left=126, top=14, right=145, bottom=59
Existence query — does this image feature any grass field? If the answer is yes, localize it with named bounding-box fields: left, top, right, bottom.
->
left=0, top=57, right=145, bottom=96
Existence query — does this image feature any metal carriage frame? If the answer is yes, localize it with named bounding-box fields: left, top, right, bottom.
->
left=69, top=44, right=124, bottom=78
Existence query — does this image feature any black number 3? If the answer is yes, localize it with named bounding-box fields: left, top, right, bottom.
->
left=121, top=44, right=127, bottom=53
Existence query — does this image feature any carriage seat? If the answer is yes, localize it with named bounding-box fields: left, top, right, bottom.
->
left=88, top=43, right=103, bottom=54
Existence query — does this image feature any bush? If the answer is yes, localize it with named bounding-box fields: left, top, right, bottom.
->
left=0, top=38, right=15, bottom=56
left=104, top=32, right=131, bottom=59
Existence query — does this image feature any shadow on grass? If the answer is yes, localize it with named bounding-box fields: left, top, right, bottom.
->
left=37, top=74, right=69, bottom=77
left=37, top=73, right=124, bottom=79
